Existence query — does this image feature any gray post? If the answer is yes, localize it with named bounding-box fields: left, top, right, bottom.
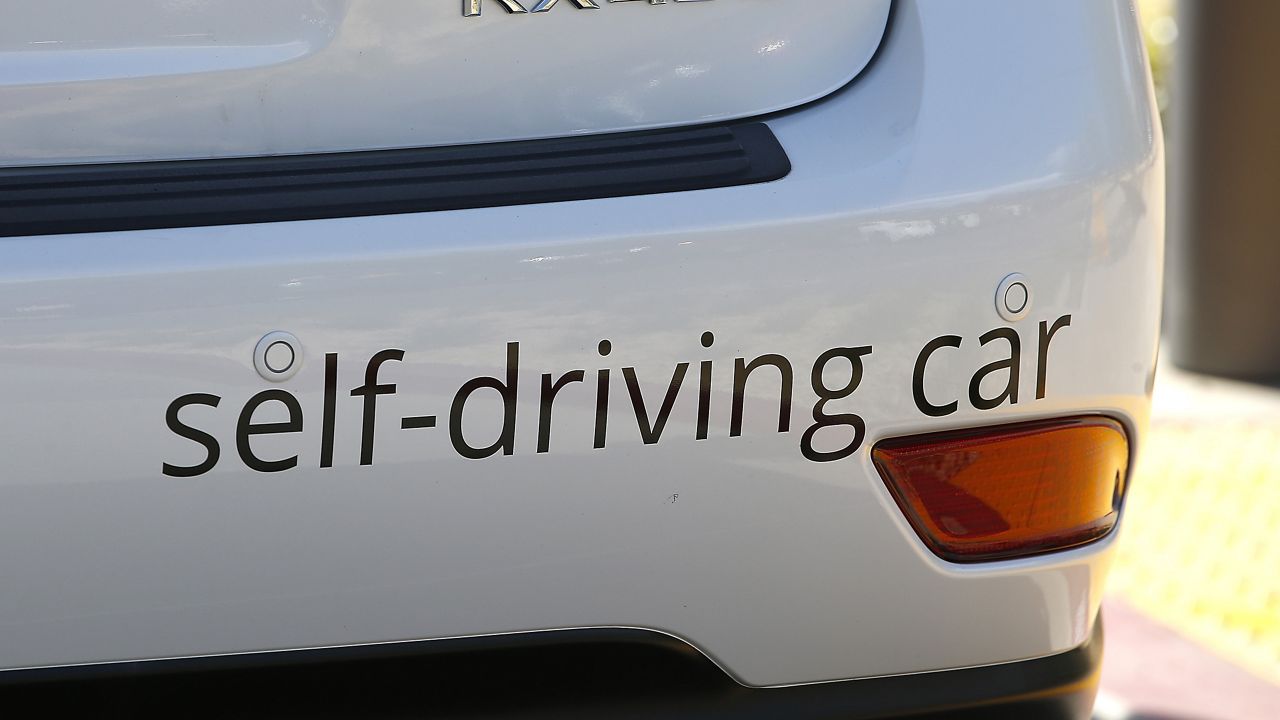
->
left=1166, top=0, right=1280, bottom=380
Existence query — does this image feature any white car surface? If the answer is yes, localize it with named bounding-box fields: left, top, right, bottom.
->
left=0, top=1, right=1161, bottom=717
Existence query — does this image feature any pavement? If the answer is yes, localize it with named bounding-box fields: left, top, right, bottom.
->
left=1096, top=361, right=1280, bottom=719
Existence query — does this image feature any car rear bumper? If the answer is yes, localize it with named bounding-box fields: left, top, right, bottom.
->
left=0, top=0, right=1160, bottom=690
left=0, top=619, right=1103, bottom=719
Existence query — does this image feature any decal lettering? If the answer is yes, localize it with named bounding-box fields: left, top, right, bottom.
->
left=800, top=346, right=872, bottom=463
left=594, top=340, right=611, bottom=449
left=449, top=342, right=519, bottom=459
left=623, top=362, right=688, bottom=445
left=912, top=336, right=962, bottom=417
left=911, top=314, right=1073, bottom=417
left=320, top=352, right=338, bottom=468
left=237, top=389, right=303, bottom=473
left=160, top=315, right=1074, bottom=474
left=730, top=353, right=793, bottom=437
left=464, top=0, right=710, bottom=18
left=1037, top=315, right=1071, bottom=399
left=538, top=369, right=586, bottom=454
left=969, top=328, right=1020, bottom=411
left=696, top=331, right=714, bottom=441
left=162, top=393, right=221, bottom=478
left=351, top=349, right=405, bottom=466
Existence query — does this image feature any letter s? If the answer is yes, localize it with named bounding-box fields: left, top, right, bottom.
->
left=163, top=393, right=221, bottom=477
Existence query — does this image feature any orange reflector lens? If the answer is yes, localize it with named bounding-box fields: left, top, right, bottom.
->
left=872, top=416, right=1129, bottom=563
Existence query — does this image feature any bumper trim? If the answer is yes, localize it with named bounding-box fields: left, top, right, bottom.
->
left=0, top=620, right=1102, bottom=719
left=0, top=122, right=790, bottom=238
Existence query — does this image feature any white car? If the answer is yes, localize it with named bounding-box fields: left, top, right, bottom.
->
left=0, top=1, right=1162, bottom=717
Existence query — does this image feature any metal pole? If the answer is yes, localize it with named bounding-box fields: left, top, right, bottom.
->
left=1166, top=0, right=1280, bottom=380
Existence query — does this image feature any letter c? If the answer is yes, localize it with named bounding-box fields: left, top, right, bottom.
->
left=913, top=336, right=961, bottom=417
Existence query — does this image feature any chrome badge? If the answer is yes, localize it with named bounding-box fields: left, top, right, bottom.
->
left=464, top=0, right=712, bottom=18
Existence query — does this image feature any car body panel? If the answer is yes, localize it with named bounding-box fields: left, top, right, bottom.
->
left=0, top=0, right=1161, bottom=690
left=0, top=0, right=891, bottom=166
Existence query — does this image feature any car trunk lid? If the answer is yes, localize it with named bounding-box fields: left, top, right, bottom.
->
left=0, top=0, right=892, bottom=166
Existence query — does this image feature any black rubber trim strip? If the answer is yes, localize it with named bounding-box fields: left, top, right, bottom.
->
left=0, top=122, right=789, bottom=238
left=0, top=620, right=1102, bottom=719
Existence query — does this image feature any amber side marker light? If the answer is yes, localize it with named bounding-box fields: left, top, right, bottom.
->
left=872, top=416, right=1130, bottom=563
